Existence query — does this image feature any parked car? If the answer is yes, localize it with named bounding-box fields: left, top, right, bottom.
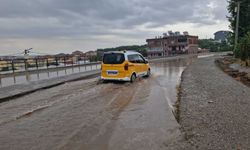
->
left=101, top=51, right=151, bottom=82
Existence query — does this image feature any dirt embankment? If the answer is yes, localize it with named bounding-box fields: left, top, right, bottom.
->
left=215, top=56, right=250, bottom=87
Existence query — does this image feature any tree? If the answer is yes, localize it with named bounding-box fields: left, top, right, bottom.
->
left=228, top=0, right=250, bottom=40
left=198, top=39, right=232, bottom=52
left=228, top=0, right=250, bottom=59
left=97, top=45, right=148, bottom=60
left=239, top=32, right=250, bottom=65
left=89, top=55, right=98, bottom=62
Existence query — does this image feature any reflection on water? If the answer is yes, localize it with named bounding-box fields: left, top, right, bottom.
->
left=0, top=64, right=101, bottom=88
left=151, top=57, right=196, bottom=106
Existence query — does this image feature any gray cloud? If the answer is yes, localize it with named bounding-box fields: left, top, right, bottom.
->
left=0, top=0, right=229, bottom=38
left=0, top=0, right=229, bottom=55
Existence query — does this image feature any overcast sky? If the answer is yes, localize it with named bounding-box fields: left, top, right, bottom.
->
left=0, top=0, right=230, bottom=55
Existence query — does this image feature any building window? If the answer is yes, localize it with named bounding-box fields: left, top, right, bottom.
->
left=178, top=38, right=187, bottom=43
left=189, top=39, right=193, bottom=44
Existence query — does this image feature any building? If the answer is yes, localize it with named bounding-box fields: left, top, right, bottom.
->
left=214, top=31, right=231, bottom=43
left=72, top=50, right=84, bottom=57
left=85, top=51, right=97, bottom=58
left=146, top=31, right=199, bottom=57
left=0, top=56, right=21, bottom=60
left=71, top=50, right=87, bottom=61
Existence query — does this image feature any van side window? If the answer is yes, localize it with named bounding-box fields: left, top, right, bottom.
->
left=128, top=55, right=137, bottom=63
left=137, top=55, right=145, bottom=63
left=128, top=54, right=145, bottom=63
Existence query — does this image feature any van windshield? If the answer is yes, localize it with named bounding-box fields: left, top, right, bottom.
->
left=103, top=53, right=125, bottom=64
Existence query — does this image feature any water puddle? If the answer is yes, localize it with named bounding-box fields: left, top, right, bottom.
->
left=150, top=56, right=196, bottom=118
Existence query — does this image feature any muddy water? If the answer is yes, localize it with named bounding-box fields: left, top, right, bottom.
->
left=151, top=57, right=195, bottom=106
left=0, top=56, right=195, bottom=150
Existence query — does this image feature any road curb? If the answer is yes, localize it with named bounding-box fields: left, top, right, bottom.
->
left=0, top=70, right=100, bottom=103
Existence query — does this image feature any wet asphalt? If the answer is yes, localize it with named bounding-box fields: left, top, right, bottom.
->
left=0, top=56, right=196, bottom=150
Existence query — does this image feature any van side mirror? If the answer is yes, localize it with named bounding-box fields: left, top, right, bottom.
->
left=145, top=59, right=149, bottom=64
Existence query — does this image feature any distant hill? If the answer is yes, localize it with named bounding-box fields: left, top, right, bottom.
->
left=97, top=45, right=148, bottom=58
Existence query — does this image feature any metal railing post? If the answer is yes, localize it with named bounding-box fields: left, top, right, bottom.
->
left=36, top=58, right=38, bottom=70
left=24, top=59, right=28, bottom=71
left=25, top=59, right=30, bottom=82
left=64, top=57, right=67, bottom=75
left=24, top=59, right=29, bottom=82
left=46, top=58, right=50, bottom=78
left=78, top=56, right=81, bottom=72
left=46, top=58, right=49, bottom=69
left=11, top=60, right=16, bottom=84
left=11, top=60, right=15, bottom=74
left=72, top=59, right=74, bottom=73
left=55, top=57, right=58, bottom=68
left=0, top=73, right=2, bottom=87
left=55, top=57, right=59, bottom=76
left=36, top=58, right=40, bottom=80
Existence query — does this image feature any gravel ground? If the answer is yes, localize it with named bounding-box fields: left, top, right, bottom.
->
left=178, top=57, right=250, bottom=149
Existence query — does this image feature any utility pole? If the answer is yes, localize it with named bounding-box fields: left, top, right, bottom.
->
left=234, top=1, right=240, bottom=56
left=24, top=48, right=32, bottom=55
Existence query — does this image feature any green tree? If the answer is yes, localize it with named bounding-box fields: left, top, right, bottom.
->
left=198, top=39, right=232, bottom=52
left=228, top=0, right=250, bottom=59
left=89, top=55, right=98, bottom=62
left=239, top=32, right=250, bottom=64
left=97, top=45, right=148, bottom=60
left=228, top=0, right=250, bottom=39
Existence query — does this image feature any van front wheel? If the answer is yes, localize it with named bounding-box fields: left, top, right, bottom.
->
left=130, top=74, right=136, bottom=83
left=146, top=69, right=151, bottom=77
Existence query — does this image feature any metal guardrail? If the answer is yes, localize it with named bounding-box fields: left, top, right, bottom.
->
left=0, top=56, right=101, bottom=87
left=0, top=62, right=101, bottom=77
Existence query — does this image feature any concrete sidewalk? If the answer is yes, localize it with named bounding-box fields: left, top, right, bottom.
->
left=0, top=70, right=100, bottom=102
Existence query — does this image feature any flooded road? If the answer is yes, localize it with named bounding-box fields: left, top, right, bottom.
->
left=0, top=56, right=196, bottom=150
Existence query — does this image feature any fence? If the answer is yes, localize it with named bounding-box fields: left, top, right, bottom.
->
left=0, top=56, right=101, bottom=87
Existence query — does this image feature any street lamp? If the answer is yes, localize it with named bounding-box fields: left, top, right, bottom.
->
left=24, top=48, right=33, bottom=59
